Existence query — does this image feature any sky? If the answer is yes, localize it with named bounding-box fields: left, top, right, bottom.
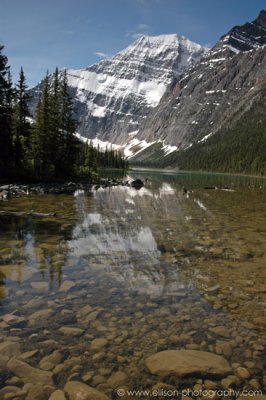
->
left=1, top=0, right=265, bottom=87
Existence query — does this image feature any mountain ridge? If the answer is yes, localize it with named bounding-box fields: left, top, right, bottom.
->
left=130, top=9, right=266, bottom=166
left=29, top=33, right=207, bottom=147
left=29, top=10, right=266, bottom=175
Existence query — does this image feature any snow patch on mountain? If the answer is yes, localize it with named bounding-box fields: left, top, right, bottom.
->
left=63, top=33, right=208, bottom=143
left=68, top=69, right=168, bottom=108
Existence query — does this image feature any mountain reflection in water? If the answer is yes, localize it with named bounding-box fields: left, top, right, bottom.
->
left=67, top=184, right=186, bottom=295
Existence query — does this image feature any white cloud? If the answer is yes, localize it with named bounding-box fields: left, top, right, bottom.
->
left=137, top=23, right=150, bottom=30
left=132, top=33, right=146, bottom=39
left=127, top=22, right=152, bottom=40
left=94, top=51, right=110, bottom=59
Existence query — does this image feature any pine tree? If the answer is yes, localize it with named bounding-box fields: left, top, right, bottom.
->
left=32, top=72, right=51, bottom=179
left=60, top=69, right=78, bottom=176
left=49, top=67, right=61, bottom=176
left=0, top=45, right=14, bottom=179
left=11, top=67, right=31, bottom=173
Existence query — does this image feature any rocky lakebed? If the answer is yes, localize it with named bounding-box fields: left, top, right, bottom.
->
left=0, top=172, right=265, bottom=399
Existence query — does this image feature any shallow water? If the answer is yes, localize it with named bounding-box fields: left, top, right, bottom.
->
left=0, top=171, right=265, bottom=399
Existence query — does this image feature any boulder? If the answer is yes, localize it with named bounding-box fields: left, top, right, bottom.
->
left=28, top=309, right=53, bottom=327
left=64, top=381, right=109, bottom=400
left=49, top=390, right=66, bottom=400
left=0, top=386, right=20, bottom=398
left=25, top=383, right=47, bottom=400
left=107, top=371, right=127, bottom=388
left=39, top=350, right=63, bottom=370
left=30, top=281, right=49, bottom=293
left=90, top=338, right=108, bottom=351
left=145, top=350, right=231, bottom=377
left=130, top=179, right=144, bottom=189
left=7, top=358, right=52, bottom=385
left=59, top=280, right=76, bottom=292
left=253, top=316, right=266, bottom=327
left=77, top=305, right=93, bottom=318
left=209, top=326, right=230, bottom=338
left=0, top=341, right=21, bottom=359
left=59, top=327, right=84, bottom=337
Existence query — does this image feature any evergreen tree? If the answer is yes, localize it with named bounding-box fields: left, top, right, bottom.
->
left=11, top=67, right=31, bottom=173
left=32, top=72, right=51, bottom=178
left=32, top=66, right=129, bottom=179
left=59, top=69, right=78, bottom=176
left=0, top=45, right=13, bottom=178
left=49, top=67, right=62, bottom=176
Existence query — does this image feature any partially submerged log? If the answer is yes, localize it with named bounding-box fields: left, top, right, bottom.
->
left=0, top=211, right=56, bottom=218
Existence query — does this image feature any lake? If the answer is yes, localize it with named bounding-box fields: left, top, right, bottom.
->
left=0, top=170, right=265, bottom=399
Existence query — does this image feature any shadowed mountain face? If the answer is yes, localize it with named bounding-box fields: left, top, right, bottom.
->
left=132, top=10, right=266, bottom=160
left=29, top=34, right=206, bottom=146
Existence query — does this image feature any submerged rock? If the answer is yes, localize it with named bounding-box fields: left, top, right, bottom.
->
left=28, top=309, right=54, bottom=327
left=30, top=281, right=49, bottom=293
left=59, top=280, right=76, bottom=292
left=49, top=389, right=66, bottom=400
left=59, top=327, right=84, bottom=337
left=235, top=366, right=250, bottom=379
left=77, top=305, right=93, bottom=318
left=39, top=350, right=63, bottom=371
left=90, top=338, right=108, bottom=351
left=209, top=326, right=231, bottom=338
left=7, top=358, right=52, bottom=385
left=64, top=381, right=109, bottom=400
left=107, top=371, right=127, bottom=388
left=0, top=386, right=21, bottom=398
left=145, top=350, right=232, bottom=377
left=253, top=316, right=266, bottom=327
left=0, top=341, right=21, bottom=359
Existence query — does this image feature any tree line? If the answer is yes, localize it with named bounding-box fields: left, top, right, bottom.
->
left=168, top=88, right=266, bottom=176
left=0, top=45, right=128, bottom=182
left=132, top=88, right=266, bottom=176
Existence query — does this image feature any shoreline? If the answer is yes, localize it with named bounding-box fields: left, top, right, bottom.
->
left=130, top=166, right=266, bottom=180
left=0, top=178, right=144, bottom=200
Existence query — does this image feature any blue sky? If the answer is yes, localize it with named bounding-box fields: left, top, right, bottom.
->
left=1, top=0, right=265, bottom=87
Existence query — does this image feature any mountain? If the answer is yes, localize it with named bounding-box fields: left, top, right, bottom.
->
left=131, top=10, right=266, bottom=170
left=29, top=10, right=266, bottom=175
left=29, top=34, right=207, bottom=147
left=166, top=85, right=266, bottom=176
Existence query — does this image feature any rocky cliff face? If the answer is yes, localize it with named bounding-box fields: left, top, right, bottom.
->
left=30, top=34, right=206, bottom=147
left=132, top=10, right=266, bottom=160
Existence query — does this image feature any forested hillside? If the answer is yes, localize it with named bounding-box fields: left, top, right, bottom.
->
left=0, top=45, right=127, bottom=182
left=131, top=87, right=266, bottom=176
left=170, top=88, right=266, bottom=175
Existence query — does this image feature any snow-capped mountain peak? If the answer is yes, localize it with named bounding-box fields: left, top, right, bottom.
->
left=62, top=33, right=207, bottom=143
left=214, top=9, right=266, bottom=55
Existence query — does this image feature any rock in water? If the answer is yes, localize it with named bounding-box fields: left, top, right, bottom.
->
left=59, top=327, right=84, bottom=337
left=7, top=358, right=52, bottom=385
left=90, top=338, right=108, bottom=351
left=145, top=350, right=231, bottom=377
left=64, top=381, right=109, bottom=400
left=130, top=179, right=144, bottom=189
left=48, top=390, right=66, bottom=400
left=0, top=341, right=21, bottom=359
